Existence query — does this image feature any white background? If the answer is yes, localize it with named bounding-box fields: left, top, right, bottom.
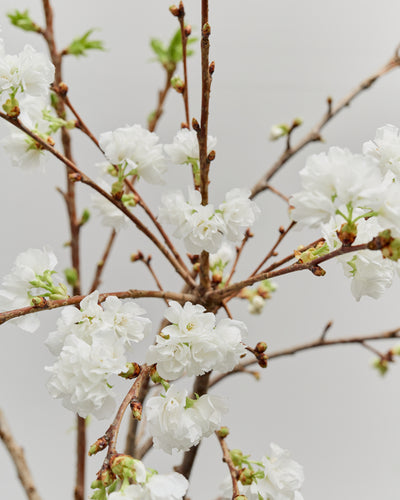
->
left=1, top=1, right=400, bottom=499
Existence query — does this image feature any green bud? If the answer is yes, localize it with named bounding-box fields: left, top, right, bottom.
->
left=111, top=180, right=124, bottom=199
left=171, top=75, right=185, bottom=93
left=382, top=237, right=400, bottom=261
left=239, top=468, right=254, bottom=486
left=110, top=455, right=143, bottom=482
left=217, top=426, right=229, bottom=438
left=80, top=208, right=91, bottom=226
left=337, top=221, right=357, bottom=246
left=7, top=9, right=40, bottom=32
left=2, top=97, right=20, bottom=117
left=64, top=267, right=79, bottom=287
left=372, top=357, right=388, bottom=376
left=150, top=366, right=162, bottom=384
left=255, top=342, right=267, bottom=353
left=269, top=123, right=289, bottom=141
left=130, top=400, right=143, bottom=420
left=185, top=397, right=195, bottom=409
left=121, top=193, right=137, bottom=207
left=88, top=436, right=108, bottom=456
left=230, top=449, right=245, bottom=467
left=119, top=362, right=141, bottom=379
left=31, top=296, right=47, bottom=307
left=66, top=29, right=105, bottom=57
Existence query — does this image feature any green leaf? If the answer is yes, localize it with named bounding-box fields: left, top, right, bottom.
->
left=66, top=29, right=105, bottom=57
left=7, top=9, right=40, bottom=32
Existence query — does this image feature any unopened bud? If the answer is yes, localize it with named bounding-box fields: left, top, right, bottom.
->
left=257, top=353, right=268, bottom=368
left=58, top=82, right=68, bottom=96
left=212, top=271, right=223, bottom=284
left=130, top=251, right=144, bottom=262
left=184, top=24, right=192, bottom=36
left=68, top=172, right=82, bottom=182
left=88, top=436, right=108, bottom=456
left=120, top=362, right=141, bottom=379
left=217, top=426, right=229, bottom=438
left=239, top=468, right=254, bottom=486
left=336, top=221, right=357, bottom=246
left=46, top=136, right=55, bottom=146
left=171, top=76, right=185, bottom=93
left=110, top=454, right=136, bottom=479
left=31, top=296, right=47, bottom=307
left=130, top=400, right=143, bottom=420
left=192, top=117, right=200, bottom=131
left=209, top=61, right=215, bottom=75
left=207, top=150, right=216, bottom=162
left=150, top=366, right=162, bottom=384
left=169, top=5, right=180, bottom=16
left=98, top=468, right=116, bottom=487
left=310, top=264, right=326, bottom=277
left=202, top=22, right=211, bottom=37
left=230, top=449, right=244, bottom=467
left=255, top=341, right=267, bottom=353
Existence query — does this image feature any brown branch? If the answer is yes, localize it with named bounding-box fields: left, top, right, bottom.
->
left=0, top=409, right=42, bottom=500
left=0, top=289, right=197, bottom=327
left=251, top=221, right=296, bottom=277
left=178, top=2, right=191, bottom=127
left=264, top=184, right=290, bottom=204
left=148, top=68, right=174, bottom=132
left=209, top=327, right=400, bottom=388
left=215, top=432, right=240, bottom=499
left=225, top=229, right=253, bottom=286
left=250, top=49, right=400, bottom=199
left=209, top=242, right=372, bottom=301
left=90, top=229, right=117, bottom=292
left=0, top=112, right=195, bottom=287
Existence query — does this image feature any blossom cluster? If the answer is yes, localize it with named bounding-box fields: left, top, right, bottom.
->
left=220, top=443, right=305, bottom=500
left=290, top=125, right=400, bottom=300
left=159, top=187, right=259, bottom=253
left=0, top=248, right=66, bottom=332
left=147, top=301, right=247, bottom=380
left=46, top=291, right=151, bottom=419
left=145, top=384, right=227, bottom=454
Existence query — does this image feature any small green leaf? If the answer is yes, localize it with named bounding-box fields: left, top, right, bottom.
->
left=7, top=9, right=40, bottom=32
left=66, top=29, right=105, bottom=57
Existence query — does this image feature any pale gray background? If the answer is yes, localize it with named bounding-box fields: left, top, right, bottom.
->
left=1, top=1, right=400, bottom=499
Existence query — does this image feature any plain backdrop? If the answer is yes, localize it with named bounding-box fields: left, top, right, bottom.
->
left=1, top=1, right=400, bottom=499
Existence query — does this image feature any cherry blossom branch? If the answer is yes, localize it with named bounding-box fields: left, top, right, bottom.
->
left=209, top=241, right=373, bottom=301
left=263, top=237, right=325, bottom=274
left=209, top=327, right=400, bottom=388
left=0, top=112, right=195, bottom=287
left=90, top=229, right=117, bottom=292
left=40, top=3, right=85, bottom=497
left=0, top=289, right=197, bottom=327
left=250, top=47, right=400, bottom=199
left=251, top=221, right=296, bottom=277
left=177, top=2, right=191, bottom=127
left=0, top=409, right=42, bottom=500
left=215, top=432, right=240, bottom=499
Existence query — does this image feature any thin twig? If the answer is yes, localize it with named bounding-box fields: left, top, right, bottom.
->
left=250, top=50, right=400, bottom=199
left=90, top=229, right=117, bottom=292
left=0, top=409, right=42, bottom=500
left=178, top=2, right=191, bottom=127
left=142, top=256, right=169, bottom=305
left=209, top=327, right=400, bottom=388
left=225, top=229, right=253, bottom=286
left=0, top=289, right=198, bottom=327
left=215, top=432, right=240, bottom=499
left=148, top=68, right=174, bottom=132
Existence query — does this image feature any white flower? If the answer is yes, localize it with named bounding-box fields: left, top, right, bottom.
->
left=46, top=292, right=151, bottom=417
left=0, top=248, right=58, bottom=332
left=164, top=128, right=217, bottom=166
left=145, top=384, right=226, bottom=454
left=363, top=124, right=400, bottom=178
left=158, top=190, right=191, bottom=228
left=91, top=179, right=130, bottom=230
left=103, top=295, right=152, bottom=345
left=147, top=301, right=246, bottom=379
left=0, top=44, right=54, bottom=99
left=108, top=472, right=188, bottom=500
left=181, top=204, right=226, bottom=254
left=2, top=131, right=48, bottom=171
left=248, top=294, right=266, bottom=314
left=46, top=332, right=127, bottom=419
left=99, top=125, right=167, bottom=184
left=209, top=242, right=235, bottom=272
left=219, top=188, right=260, bottom=242
left=290, top=147, right=382, bottom=228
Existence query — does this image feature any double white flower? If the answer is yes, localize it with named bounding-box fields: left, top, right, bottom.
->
left=147, top=301, right=247, bottom=380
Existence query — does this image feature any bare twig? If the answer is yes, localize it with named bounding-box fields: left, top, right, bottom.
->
left=209, top=327, right=400, bottom=388
left=0, top=289, right=197, bottom=327
left=177, top=2, right=191, bottom=127
left=0, top=409, right=42, bottom=500
left=250, top=49, right=400, bottom=199
left=225, top=229, right=253, bottom=286
left=90, top=229, right=117, bottom=292
left=148, top=69, right=174, bottom=132
left=215, top=432, right=240, bottom=499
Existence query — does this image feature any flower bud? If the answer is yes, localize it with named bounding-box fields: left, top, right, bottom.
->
left=255, top=341, right=267, bottom=353
left=257, top=353, right=268, bottom=368
left=202, top=22, right=211, bottom=37
left=337, top=221, right=357, bottom=246
left=269, top=123, right=289, bottom=141
left=58, top=82, right=69, bottom=96
left=150, top=366, right=162, bottom=384
left=184, top=24, right=192, bottom=36
left=98, top=468, right=116, bottom=487
left=192, top=118, right=200, bottom=131
left=119, top=362, right=141, bottom=379
left=88, top=436, right=108, bottom=456
left=230, top=449, right=245, bottom=467
left=209, top=61, right=215, bottom=75
left=207, top=150, right=216, bottom=162
left=130, top=399, right=143, bottom=421
left=110, top=454, right=137, bottom=480
left=31, top=296, right=47, bottom=307
left=171, top=76, right=185, bottom=94
left=169, top=5, right=180, bottom=16
left=239, top=468, right=254, bottom=486
left=217, top=426, right=229, bottom=438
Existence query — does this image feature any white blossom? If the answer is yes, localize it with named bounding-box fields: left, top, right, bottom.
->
left=147, top=301, right=246, bottom=379
left=0, top=248, right=58, bottom=332
left=46, top=332, right=127, bottom=419
left=99, top=125, right=167, bottom=184
left=209, top=242, right=235, bottom=272
left=145, top=384, right=227, bottom=454
left=108, top=472, right=188, bottom=500
left=0, top=44, right=54, bottom=100
left=363, top=124, right=400, bottom=179
left=91, top=179, right=130, bottom=230
left=290, top=147, right=382, bottom=227
left=46, top=291, right=151, bottom=417
left=219, top=188, right=260, bottom=242
left=164, top=128, right=217, bottom=166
